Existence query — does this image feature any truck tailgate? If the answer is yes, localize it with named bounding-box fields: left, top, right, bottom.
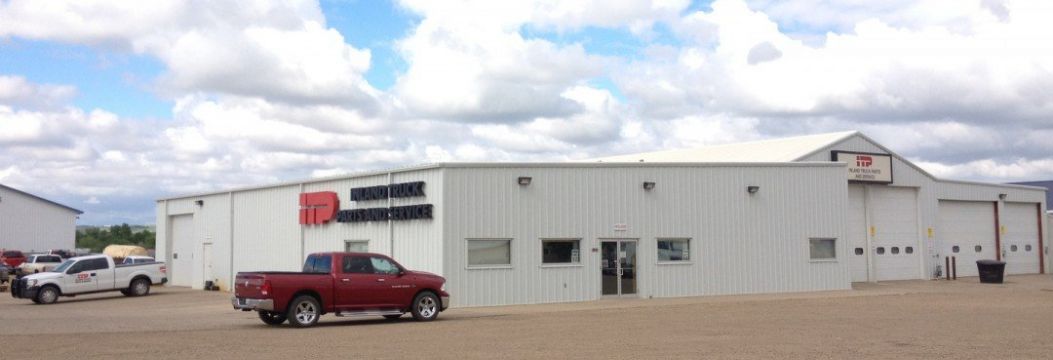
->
left=234, top=273, right=269, bottom=298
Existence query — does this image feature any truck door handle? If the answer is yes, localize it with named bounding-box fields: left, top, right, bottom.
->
left=340, top=278, right=350, bottom=283
left=377, top=278, right=386, bottom=282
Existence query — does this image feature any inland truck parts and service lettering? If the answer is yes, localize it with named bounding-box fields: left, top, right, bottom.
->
left=299, top=182, right=433, bottom=225
left=336, top=204, right=434, bottom=223
left=350, top=181, right=425, bottom=201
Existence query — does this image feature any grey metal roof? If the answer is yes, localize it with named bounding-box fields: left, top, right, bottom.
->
left=0, top=183, right=83, bottom=214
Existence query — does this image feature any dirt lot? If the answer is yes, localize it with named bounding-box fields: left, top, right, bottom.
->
left=1, top=276, right=1052, bottom=359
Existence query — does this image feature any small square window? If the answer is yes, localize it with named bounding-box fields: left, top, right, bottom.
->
left=1010, top=245, right=1018, bottom=252
left=542, top=239, right=581, bottom=264
left=345, top=240, right=369, bottom=253
left=891, top=247, right=900, bottom=254
left=876, top=247, right=885, bottom=255
left=854, top=248, right=864, bottom=256
left=905, top=246, right=914, bottom=254
left=468, top=239, right=512, bottom=267
left=974, top=245, right=982, bottom=253
left=1025, top=245, right=1032, bottom=252
left=809, top=238, right=836, bottom=260
left=658, top=238, right=691, bottom=262
left=952, top=245, right=960, bottom=253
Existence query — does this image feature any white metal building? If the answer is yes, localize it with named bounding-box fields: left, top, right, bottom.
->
left=0, top=184, right=82, bottom=253
left=156, top=131, right=1048, bottom=307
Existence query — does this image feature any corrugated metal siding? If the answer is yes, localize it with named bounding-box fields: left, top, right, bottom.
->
left=0, top=186, right=77, bottom=252
left=442, top=164, right=850, bottom=307
left=230, top=186, right=303, bottom=277
left=802, top=134, right=1048, bottom=280
left=302, top=168, right=444, bottom=276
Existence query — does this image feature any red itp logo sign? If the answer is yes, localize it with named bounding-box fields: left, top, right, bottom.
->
left=855, top=155, right=873, bottom=167
left=299, top=191, right=339, bottom=225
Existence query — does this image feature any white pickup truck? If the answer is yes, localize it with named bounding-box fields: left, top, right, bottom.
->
left=11, top=254, right=167, bottom=304
left=18, top=254, right=64, bottom=274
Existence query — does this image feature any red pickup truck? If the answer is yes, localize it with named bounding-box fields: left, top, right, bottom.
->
left=232, top=252, right=449, bottom=328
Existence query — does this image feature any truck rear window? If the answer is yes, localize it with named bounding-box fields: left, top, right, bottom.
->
left=303, top=255, right=331, bottom=274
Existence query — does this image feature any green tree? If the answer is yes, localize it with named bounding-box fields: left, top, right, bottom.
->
left=75, top=223, right=156, bottom=253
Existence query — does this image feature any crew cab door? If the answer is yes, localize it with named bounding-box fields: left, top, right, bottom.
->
left=63, top=259, right=104, bottom=293
left=94, top=258, right=116, bottom=290
left=368, top=256, right=411, bottom=308
left=335, top=255, right=379, bottom=309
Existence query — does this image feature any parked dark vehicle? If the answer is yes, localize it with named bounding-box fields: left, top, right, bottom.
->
left=2, top=250, right=27, bottom=267
left=233, top=252, right=449, bottom=328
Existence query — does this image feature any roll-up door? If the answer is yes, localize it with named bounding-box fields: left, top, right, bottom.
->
left=169, top=214, right=195, bottom=287
left=1002, top=203, right=1040, bottom=274
left=847, top=184, right=869, bottom=282
left=937, top=200, right=997, bottom=277
left=869, top=186, right=921, bottom=281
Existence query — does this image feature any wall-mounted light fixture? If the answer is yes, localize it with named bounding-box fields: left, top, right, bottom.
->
left=998, top=193, right=1007, bottom=200
left=642, top=181, right=656, bottom=191
left=194, top=200, right=204, bottom=206
left=517, top=177, right=532, bottom=186
left=747, top=186, right=760, bottom=195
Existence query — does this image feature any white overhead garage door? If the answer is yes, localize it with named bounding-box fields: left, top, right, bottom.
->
left=169, top=215, right=195, bottom=287
left=1002, top=203, right=1041, bottom=275
left=869, top=186, right=921, bottom=281
left=847, top=184, right=869, bottom=282
left=937, top=200, right=997, bottom=277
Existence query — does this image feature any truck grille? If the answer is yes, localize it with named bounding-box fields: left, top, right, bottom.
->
left=10, top=278, right=24, bottom=298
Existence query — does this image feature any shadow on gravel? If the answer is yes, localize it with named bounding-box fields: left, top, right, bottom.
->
left=10, top=291, right=175, bottom=306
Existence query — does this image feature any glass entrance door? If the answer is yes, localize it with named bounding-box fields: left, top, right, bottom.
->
left=601, top=240, right=637, bottom=296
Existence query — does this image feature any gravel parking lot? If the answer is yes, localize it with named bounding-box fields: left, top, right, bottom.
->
left=1, top=275, right=1052, bottom=359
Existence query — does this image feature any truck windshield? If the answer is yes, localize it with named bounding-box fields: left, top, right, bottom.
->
left=303, top=255, right=331, bottom=274
left=52, top=259, right=75, bottom=273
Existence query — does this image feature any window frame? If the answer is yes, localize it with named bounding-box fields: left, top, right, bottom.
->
left=344, top=240, right=369, bottom=253
left=540, top=238, right=583, bottom=267
left=656, top=238, right=693, bottom=265
left=808, top=238, right=838, bottom=262
left=465, top=238, right=513, bottom=269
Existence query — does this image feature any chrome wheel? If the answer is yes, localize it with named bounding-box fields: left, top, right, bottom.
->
left=38, top=287, right=58, bottom=304
left=133, top=279, right=149, bottom=296
left=417, top=296, right=437, bottom=318
left=295, top=301, right=317, bottom=324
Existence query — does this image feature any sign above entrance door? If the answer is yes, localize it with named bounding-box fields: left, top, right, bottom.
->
left=832, top=151, right=893, bottom=184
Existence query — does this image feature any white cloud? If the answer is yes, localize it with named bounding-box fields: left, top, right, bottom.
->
left=2, top=0, right=1053, bottom=224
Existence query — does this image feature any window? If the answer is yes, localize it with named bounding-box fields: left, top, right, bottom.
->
left=952, top=246, right=960, bottom=253
left=974, top=245, right=982, bottom=253
left=343, top=256, right=373, bottom=273
left=891, top=247, right=900, bottom=254
left=657, top=238, right=691, bottom=262
left=86, top=258, right=109, bottom=271
left=345, top=240, right=369, bottom=253
left=302, top=254, right=331, bottom=274
left=1025, top=245, right=1032, bottom=252
left=905, top=247, right=914, bottom=254
left=876, top=247, right=885, bottom=255
left=854, top=248, right=864, bottom=255
left=467, top=239, right=511, bottom=267
left=1011, top=245, right=1018, bottom=252
left=44, top=256, right=61, bottom=262
left=370, top=257, right=401, bottom=275
left=809, top=238, right=836, bottom=260
left=542, top=239, right=581, bottom=264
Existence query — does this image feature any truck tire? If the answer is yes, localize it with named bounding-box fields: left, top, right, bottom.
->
left=128, top=278, right=151, bottom=297
left=258, top=311, right=287, bottom=325
left=36, top=285, right=59, bottom=305
left=410, top=292, right=439, bottom=321
left=286, top=295, right=321, bottom=328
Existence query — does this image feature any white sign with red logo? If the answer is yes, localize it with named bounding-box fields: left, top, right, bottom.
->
left=832, top=151, right=893, bottom=183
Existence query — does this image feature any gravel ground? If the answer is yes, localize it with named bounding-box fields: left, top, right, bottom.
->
left=1, top=275, right=1052, bottom=359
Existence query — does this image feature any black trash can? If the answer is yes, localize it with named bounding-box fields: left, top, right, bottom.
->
left=976, top=260, right=1006, bottom=284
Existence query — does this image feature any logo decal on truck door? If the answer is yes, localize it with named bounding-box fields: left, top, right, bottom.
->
left=76, top=273, right=91, bottom=283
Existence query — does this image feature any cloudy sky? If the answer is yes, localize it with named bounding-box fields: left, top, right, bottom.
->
left=1, top=0, right=1051, bottom=225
